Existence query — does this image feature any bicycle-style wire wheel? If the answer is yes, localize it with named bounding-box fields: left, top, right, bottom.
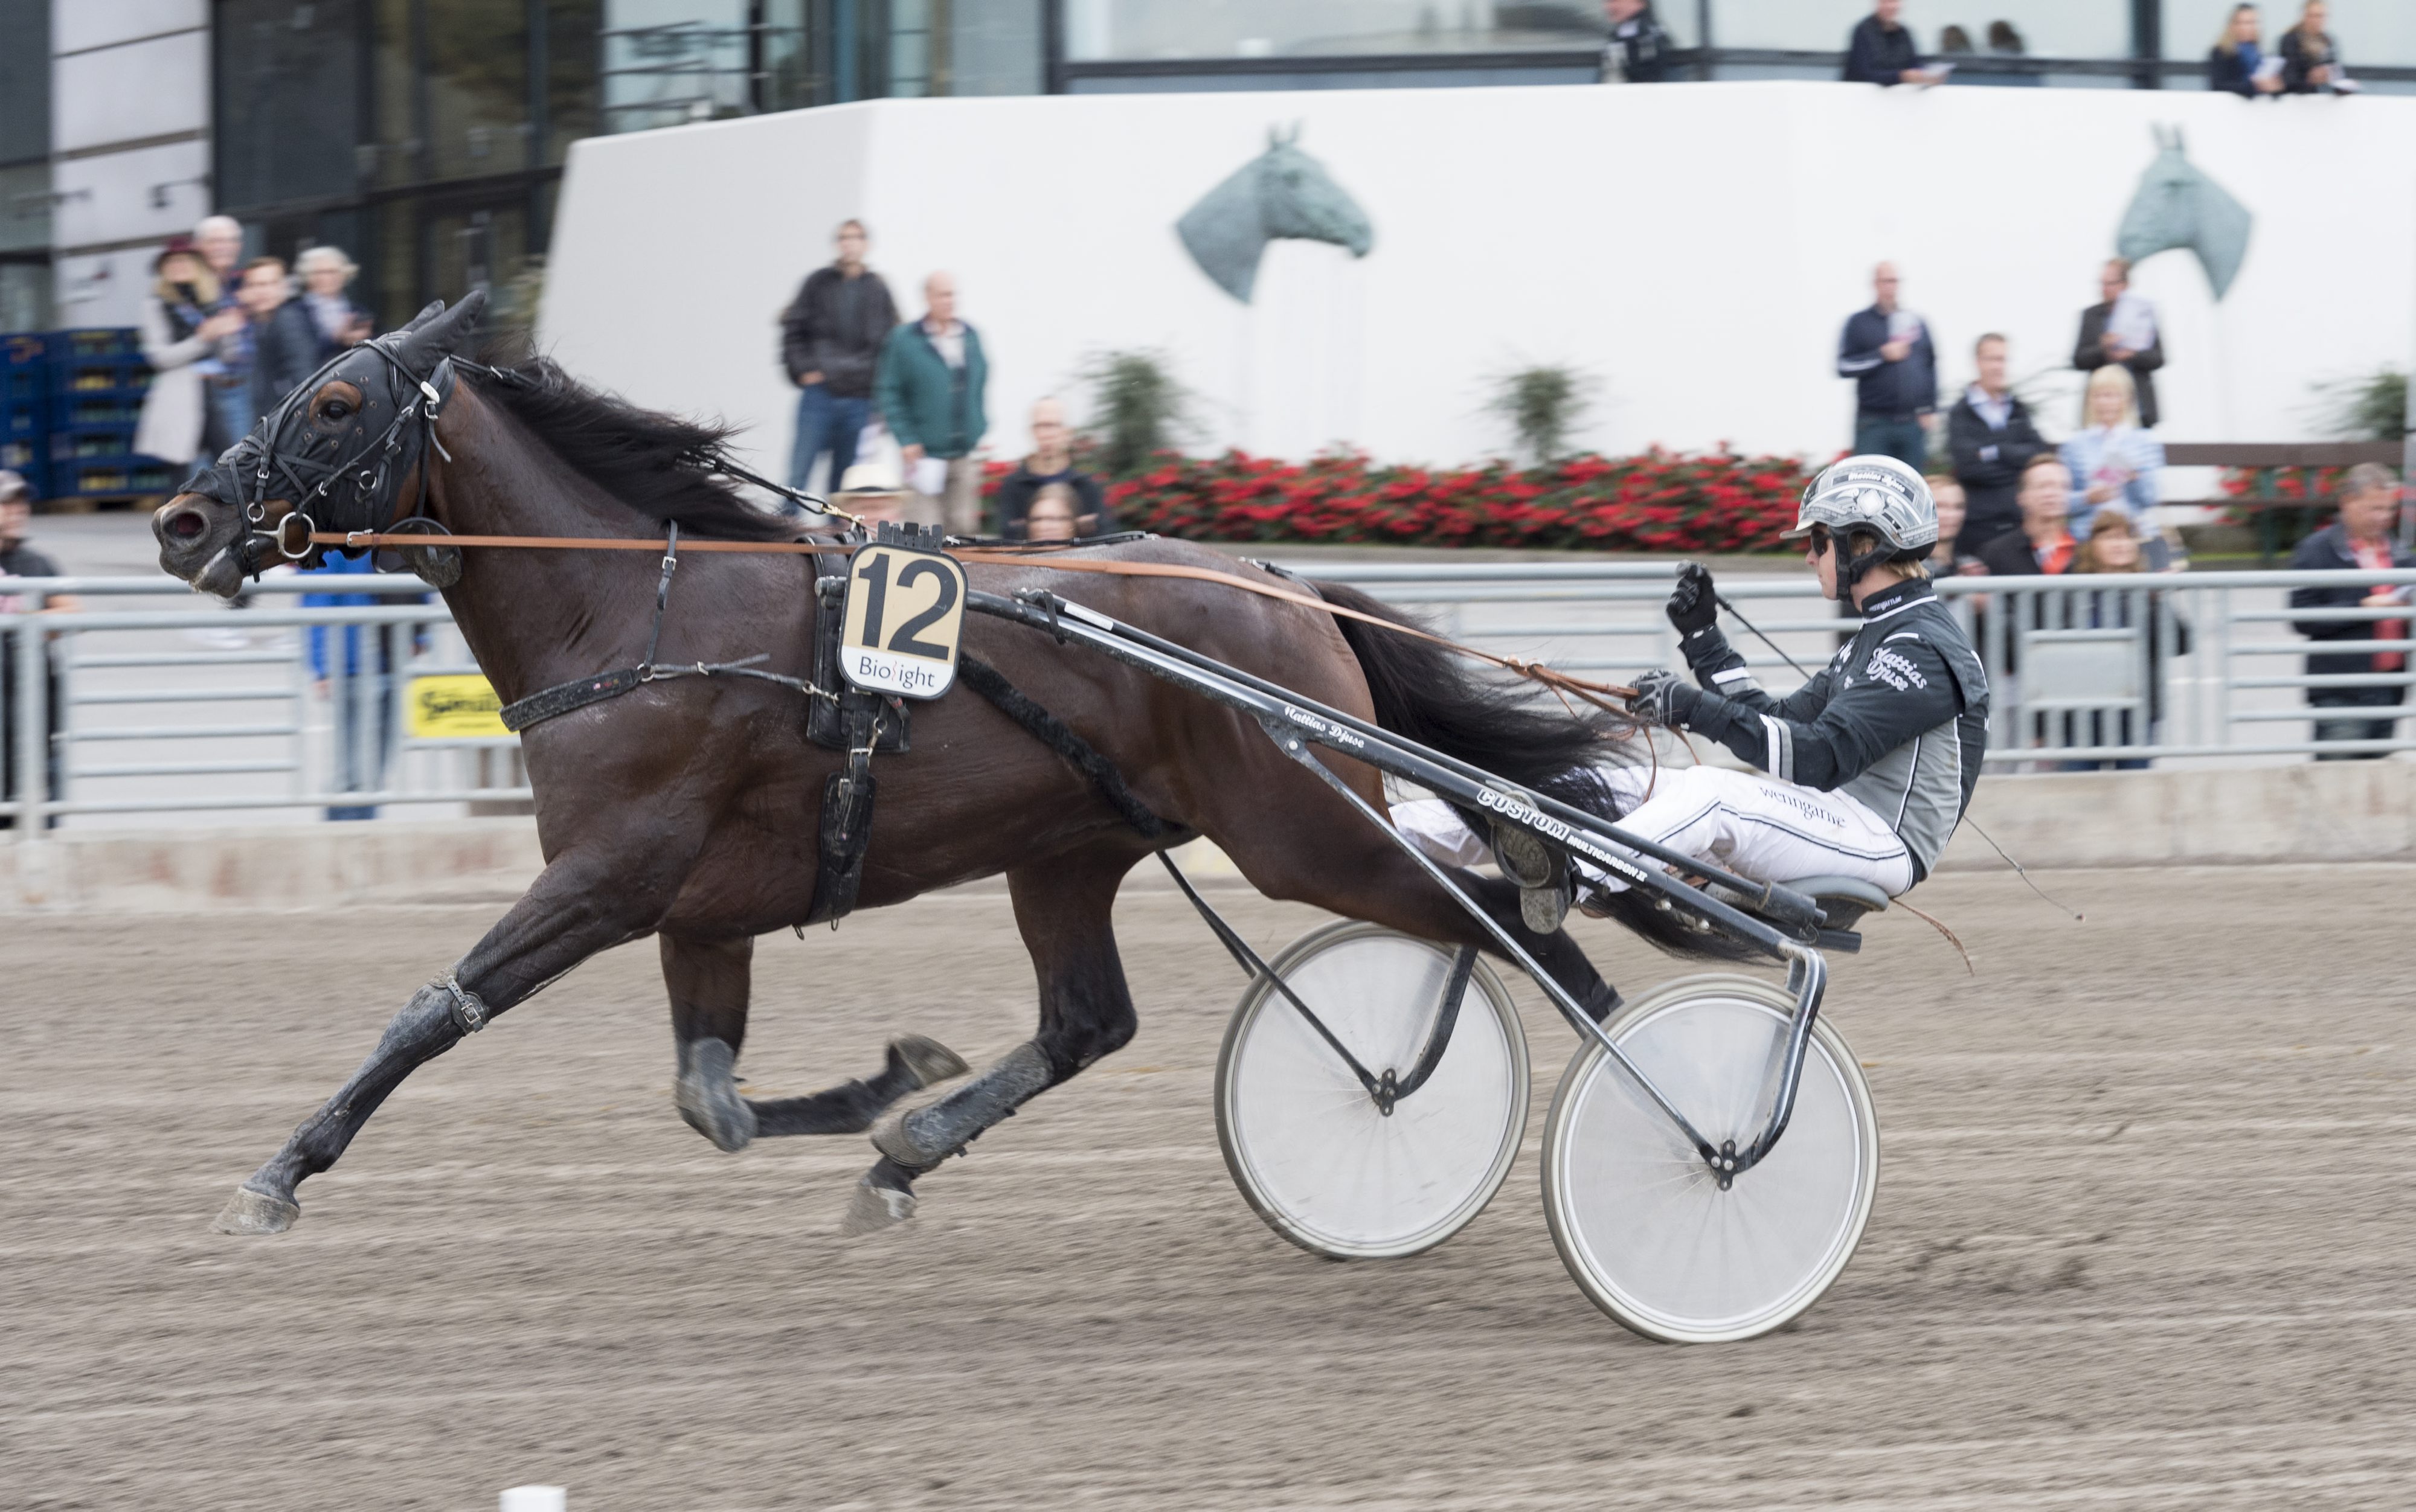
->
left=1216, top=921, right=1529, bottom=1260
left=1542, top=973, right=1878, bottom=1342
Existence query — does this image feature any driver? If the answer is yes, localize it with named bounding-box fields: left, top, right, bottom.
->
left=1396, top=455, right=1988, bottom=903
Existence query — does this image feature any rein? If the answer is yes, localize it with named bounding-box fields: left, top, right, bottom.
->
left=307, top=527, right=1643, bottom=709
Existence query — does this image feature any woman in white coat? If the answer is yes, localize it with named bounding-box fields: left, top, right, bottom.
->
left=134, top=240, right=244, bottom=469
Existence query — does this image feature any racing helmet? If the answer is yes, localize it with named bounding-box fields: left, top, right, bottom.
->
left=1782, top=455, right=1937, bottom=595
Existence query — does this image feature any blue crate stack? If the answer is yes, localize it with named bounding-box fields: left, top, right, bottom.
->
left=2, top=332, right=46, bottom=498
left=47, top=328, right=174, bottom=500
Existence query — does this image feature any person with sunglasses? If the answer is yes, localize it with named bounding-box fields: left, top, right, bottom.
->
left=1607, top=455, right=1990, bottom=900
left=1393, top=456, right=1988, bottom=907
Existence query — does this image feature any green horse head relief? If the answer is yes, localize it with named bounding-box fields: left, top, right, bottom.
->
left=1176, top=125, right=1375, bottom=304
left=2116, top=124, right=2253, bottom=301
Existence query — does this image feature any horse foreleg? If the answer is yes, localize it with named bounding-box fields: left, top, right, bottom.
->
left=841, top=848, right=1139, bottom=1235
left=662, top=931, right=969, bottom=1152
left=211, top=852, right=660, bottom=1235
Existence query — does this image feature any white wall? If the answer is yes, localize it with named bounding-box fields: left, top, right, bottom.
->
left=541, top=82, right=2416, bottom=475
left=48, top=0, right=211, bottom=328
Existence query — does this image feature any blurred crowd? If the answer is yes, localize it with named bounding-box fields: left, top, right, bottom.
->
left=777, top=219, right=1111, bottom=543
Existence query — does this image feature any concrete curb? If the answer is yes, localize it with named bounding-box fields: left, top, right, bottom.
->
left=6, top=763, right=2411, bottom=913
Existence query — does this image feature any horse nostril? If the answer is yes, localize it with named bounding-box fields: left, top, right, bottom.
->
left=166, top=510, right=207, bottom=541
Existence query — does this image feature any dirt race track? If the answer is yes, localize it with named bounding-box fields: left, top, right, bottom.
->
left=5, top=863, right=2414, bottom=1510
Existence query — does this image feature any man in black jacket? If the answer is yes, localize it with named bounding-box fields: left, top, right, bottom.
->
left=779, top=219, right=899, bottom=493
left=1945, top=332, right=2047, bottom=554
left=1837, top=262, right=1937, bottom=468
left=238, top=258, right=323, bottom=432
left=1601, top=0, right=1672, bottom=82
left=2071, top=258, right=2165, bottom=429
left=2290, top=465, right=2415, bottom=758
left=1843, top=0, right=1945, bottom=85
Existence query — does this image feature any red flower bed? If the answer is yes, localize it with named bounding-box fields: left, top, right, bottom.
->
left=982, top=448, right=1814, bottom=553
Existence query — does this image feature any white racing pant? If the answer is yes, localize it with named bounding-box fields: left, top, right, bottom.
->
left=1393, top=764, right=1916, bottom=899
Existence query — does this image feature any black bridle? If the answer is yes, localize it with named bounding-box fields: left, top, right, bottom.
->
left=182, top=330, right=464, bottom=581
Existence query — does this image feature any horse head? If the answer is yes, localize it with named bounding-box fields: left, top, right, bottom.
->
left=2115, top=124, right=2252, bottom=300
left=154, top=290, right=489, bottom=598
left=1176, top=124, right=1374, bottom=304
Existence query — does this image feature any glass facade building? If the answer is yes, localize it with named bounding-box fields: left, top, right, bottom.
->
left=0, top=1, right=2405, bottom=336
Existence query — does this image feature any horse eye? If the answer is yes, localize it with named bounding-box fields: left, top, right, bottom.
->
left=319, top=397, right=353, bottom=420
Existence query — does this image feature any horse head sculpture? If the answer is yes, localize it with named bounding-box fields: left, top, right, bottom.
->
left=2116, top=124, right=2253, bottom=301
left=1176, top=124, right=1375, bottom=304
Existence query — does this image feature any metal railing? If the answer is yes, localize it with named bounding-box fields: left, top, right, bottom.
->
left=2, top=574, right=527, bottom=829
left=7, top=561, right=2415, bottom=828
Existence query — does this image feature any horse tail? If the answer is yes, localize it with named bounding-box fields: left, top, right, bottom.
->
left=1307, top=578, right=1755, bottom=964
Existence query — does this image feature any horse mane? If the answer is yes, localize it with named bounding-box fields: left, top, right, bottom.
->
left=466, top=356, right=808, bottom=541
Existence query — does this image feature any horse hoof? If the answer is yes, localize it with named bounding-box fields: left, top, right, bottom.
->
left=892, top=1034, right=970, bottom=1089
left=839, top=1173, right=917, bottom=1237
left=213, top=1186, right=300, bottom=1236
left=674, top=1037, right=758, bottom=1153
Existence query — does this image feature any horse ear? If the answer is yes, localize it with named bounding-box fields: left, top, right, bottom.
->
left=2170, top=125, right=2186, bottom=153
left=1289, top=121, right=1303, bottom=145
left=396, top=300, right=447, bottom=335
left=1267, top=124, right=1282, bottom=149
left=394, top=287, right=489, bottom=368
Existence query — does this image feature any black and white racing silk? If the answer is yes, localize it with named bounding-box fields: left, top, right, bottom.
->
left=1672, top=577, right=1989, bottom=881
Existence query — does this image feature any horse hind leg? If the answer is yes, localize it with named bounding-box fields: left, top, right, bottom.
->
left=661, top=933, right=969, bottom=1154
left=841, top=848, right=1139, bottom=1235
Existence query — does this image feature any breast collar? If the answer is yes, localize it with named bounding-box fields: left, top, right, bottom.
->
left=182, top=334, right=462, bottom=580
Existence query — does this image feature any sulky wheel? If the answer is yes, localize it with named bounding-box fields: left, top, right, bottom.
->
left=1216, top=921, right=1529, bottom=1260
left=1541, top=973, right=1878, bottom=1343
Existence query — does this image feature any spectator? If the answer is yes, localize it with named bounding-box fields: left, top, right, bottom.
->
left=993, top=397, right=1111, bottom=540
left=238, top=258, right=321, bottom=433
left=295, top=246, right=373, bottom=361
left=1977, top=455, right=2080, bottom=579
left=1837, top=262, right=1938, bottom=469
left=2060, top=366, right=2165, bottom=533
left=1946, top=332, right=2048, bottom=554
left=2072, top=257, right=2165, bottom=430
left=1843, top=0, right=1945, bottom=86
left=1938, top=24, right=1973, bottom=54
left=0, top=473, right=80, bottom=829
left=1987, top=20, right=2041, bottom=85
left=1023, top=484, right=1081, bottom=543
left=134, top=239, right=244, bottom=471
left=2279, top=1, right=2347, bottom=93
left=1601, top=0, right=1672, bottom=83
left=2209, top=4, right=2285, bottom=97
left=192, top=215, right=252, bottom=456
left=780, top=219, right=899, bottom=497
left=1923, top=473, right=1985, bottom=577
left=2065, top=511, right=2189, bottom=769
left=2289, top=463, right=2414, bottom=759
left=875, top=272, right=990, bottom=536
left=303, top=548, right=422, bottom=819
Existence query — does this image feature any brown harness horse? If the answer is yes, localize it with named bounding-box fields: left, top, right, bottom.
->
left=152, top=293, right=1714, bottom=1237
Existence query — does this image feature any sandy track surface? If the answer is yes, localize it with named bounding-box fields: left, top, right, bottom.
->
left=4, top=866, right=2412, bottom=1510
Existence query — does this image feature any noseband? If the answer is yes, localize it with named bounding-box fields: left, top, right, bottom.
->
left=184, top=333, right=466, bottom=585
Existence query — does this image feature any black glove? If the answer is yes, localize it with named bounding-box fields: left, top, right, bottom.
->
left=1666, top=562, right=1718, bottom=637
left=1626, top=668, right=1698, bottom=728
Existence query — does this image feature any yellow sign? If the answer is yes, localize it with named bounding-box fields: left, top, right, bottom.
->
left=408, top=673, right=513, bottom=740
left=839, top=542, right=968, bottom=700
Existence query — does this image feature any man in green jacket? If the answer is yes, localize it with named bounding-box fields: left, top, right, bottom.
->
left=873, top=272, right=989, bottom=534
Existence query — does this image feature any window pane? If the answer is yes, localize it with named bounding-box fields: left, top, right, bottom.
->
left=1064, top=0, right=1604, bottom=62
left=548, top=0, right=603, bottom=161
left=600, top=0, right=751, bottom=132
left=952, top=0, right=1043, bottom=94
left=426, top=0, right=531, bottom=179
left=2167, top=0, right=2414, bottom=65
left=215, top=0, right=363, bottom=210
left=373, top=0, right=418, bottom=189
left=0, top=0, right=50, bottom=166
left=1714, top=0, right=2129, bottom=59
